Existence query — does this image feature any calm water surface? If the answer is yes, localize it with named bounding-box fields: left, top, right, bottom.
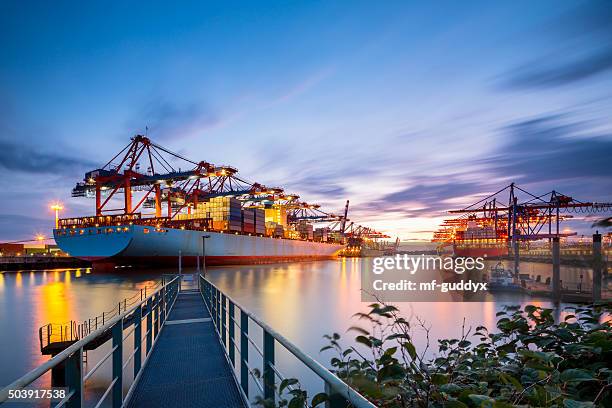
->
left=0, top=259, right=591, bottom=399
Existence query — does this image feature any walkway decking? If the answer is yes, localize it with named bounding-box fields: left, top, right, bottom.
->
left=127, top=290, right=246, bottom=408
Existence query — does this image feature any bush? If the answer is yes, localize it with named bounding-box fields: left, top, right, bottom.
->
left=321, top=303, right=611, bottom=407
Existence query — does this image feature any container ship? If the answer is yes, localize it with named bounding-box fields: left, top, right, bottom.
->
left=450, top=218, right=509, bottom=257
left=53, top=136, right=348, bottom=269
left=431, top=183, right=609, bottom=258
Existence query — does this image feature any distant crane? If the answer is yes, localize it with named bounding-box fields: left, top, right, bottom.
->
left=433, top=182, right=612, bottom=244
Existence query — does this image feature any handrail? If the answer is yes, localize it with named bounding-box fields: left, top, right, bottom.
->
left=0, top=276, right=180, bottom=406
left=199, top=274, right=376, bottom=408
left=38, top=279, right=164, bottom=352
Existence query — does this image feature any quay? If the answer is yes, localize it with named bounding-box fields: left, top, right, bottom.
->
left=0, top=255, right=89, bottom=271
left=0, top=273, right=375, bottom=408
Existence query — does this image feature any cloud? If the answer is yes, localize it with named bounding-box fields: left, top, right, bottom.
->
left=0, top=214, right=53, bottom=242
left=282, top=172, right=347, bottom=202
left=591, top=217, right=611, bottom=229
left=504, top=49, right=612, bottom=89
left=366, top=180, right=486, bottom=218
left=0, top=139, right=95, bottom=176
left=129, top=99, right=221, bottom=140
left=483, top=114, right=612, bottom=183
left=357, top=112, right=612, bottom=225
left=270, top=66, right=335, bottom=105
left=500, top=1, right=612, bottom=89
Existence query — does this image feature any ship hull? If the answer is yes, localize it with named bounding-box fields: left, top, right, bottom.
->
left=453, top=244, right=508, bottom=258
left=54, top=224, right=344, bottom=268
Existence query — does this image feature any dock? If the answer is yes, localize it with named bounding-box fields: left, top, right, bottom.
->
left=0, top=274, right=375, bottom=408
left=127, top=290, right=246, bottom=407
left=0, top=255, right=90, bottom=271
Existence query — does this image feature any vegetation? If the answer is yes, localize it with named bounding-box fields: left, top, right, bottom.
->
left=320, top=302, right=612, bottom=407
left=256, top=302, right=611, bottom=407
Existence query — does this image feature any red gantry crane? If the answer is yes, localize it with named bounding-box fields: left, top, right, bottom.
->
left=69, top=135, right=384, bottom=242
left=433, top=182, right=612, bottom=254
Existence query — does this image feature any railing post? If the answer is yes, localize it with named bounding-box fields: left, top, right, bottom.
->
left=134, top=304, right=142, bottom=379
left=221, top=294, right=227, bottom=348
left=552, top=237, right=561, bottom=303
left=146, top=297, right=152, bottom=354
left=240, top=310, right=249, bottom=398
left=64, top=347, right=83, bottom=408
left=228, top=301, right=235, bottom=367
left=263, top=330, right=275, bottom=403
left=325, top=382, right=350, bottom=408
left=153, top=293, right=159, bottom=339
left=112, top=320, right=123, bottom=408
left=593, top=232, right=602, bottom=302
left=206, top=281, right=211, bottom=309
left=215, top=289, right=221, bottom=334
left=160, top=284, right=166, bottom=325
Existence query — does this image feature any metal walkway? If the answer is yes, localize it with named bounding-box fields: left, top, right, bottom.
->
left=127, top=290, right=246, bottom=408
left=0, top=274, right=375, bottom=408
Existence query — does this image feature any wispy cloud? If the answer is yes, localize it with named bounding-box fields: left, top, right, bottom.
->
left=269, top=66, right=335, bottom=105
left=0, top=139, right=95, bottom=176
left=500, top=0, right=612, bottom=89
left=127, top=99, right=221, bottom=140
left=348, top=112, right=612, bottom=231
left=482, top=114, right=612, bottom=183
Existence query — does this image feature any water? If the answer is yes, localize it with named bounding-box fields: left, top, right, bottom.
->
left=0, top=259, right=593, bottom=396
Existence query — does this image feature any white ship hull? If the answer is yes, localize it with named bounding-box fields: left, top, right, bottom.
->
left=54, top=224, right=344, bottom=268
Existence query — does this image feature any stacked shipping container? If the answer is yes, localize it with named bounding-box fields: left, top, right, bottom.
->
left=241, top=208, right=266, bottom=235
left=192, top=196, right=242, bottom=232
left=297, top=222, right=314, bottom=240
left=255, top=208, right=265, bottom=235
left=242, top=208, right=255, bottom=234
left=314, top=227, right=329, bottom=242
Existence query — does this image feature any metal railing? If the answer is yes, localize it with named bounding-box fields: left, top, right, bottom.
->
left=39, top=280, right=164, bottom=352
left=0, top=276, right=180, bottom=407
left=199, top=275, right=376, bottom=408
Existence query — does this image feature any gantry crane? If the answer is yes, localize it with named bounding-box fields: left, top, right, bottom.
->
left=70, top=135, right=383, bottom=238
left=433, top=182, right=612, bottom=244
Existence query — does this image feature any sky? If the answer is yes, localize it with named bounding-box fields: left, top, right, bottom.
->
left=0, top=0, right=611, bottom=242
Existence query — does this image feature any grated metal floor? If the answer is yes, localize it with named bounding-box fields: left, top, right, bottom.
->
left=127, top=292, right=246, bottom=408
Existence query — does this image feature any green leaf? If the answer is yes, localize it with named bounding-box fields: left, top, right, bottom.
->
left=377, top=364, right=404, bottom=381
left=563, top=400, right=595, bottom=408
left=311, top=393, right=328, bottom=407
left=442, top=401, right=469, bottom=408
left=347, top=326, right=369, bottom=336
left=355, top=335, right=372, bottom=348
left=559, top=369, right=595, bottom=383
left=288, top=397, right=305, bottom=408
left=468, top=394, right=494, bottom=406
left=279, top=378, right=298, bottom=394
left=431, top=373, right=449, bottom=385
left=402, top=342, right=417, bottom=360
left=458, top=340, right=471, bottom=348
left=439, top=383, right=463, bottom=395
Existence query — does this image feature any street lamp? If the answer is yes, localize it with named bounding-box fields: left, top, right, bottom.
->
left=50, top=203, right=64, bottom=229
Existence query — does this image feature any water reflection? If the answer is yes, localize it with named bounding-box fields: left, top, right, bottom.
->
left=0, top=268, right=163, bottom=388
left=0, top=259, right=594, bottom=396
left=205, top=259, right=587, bottom=363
